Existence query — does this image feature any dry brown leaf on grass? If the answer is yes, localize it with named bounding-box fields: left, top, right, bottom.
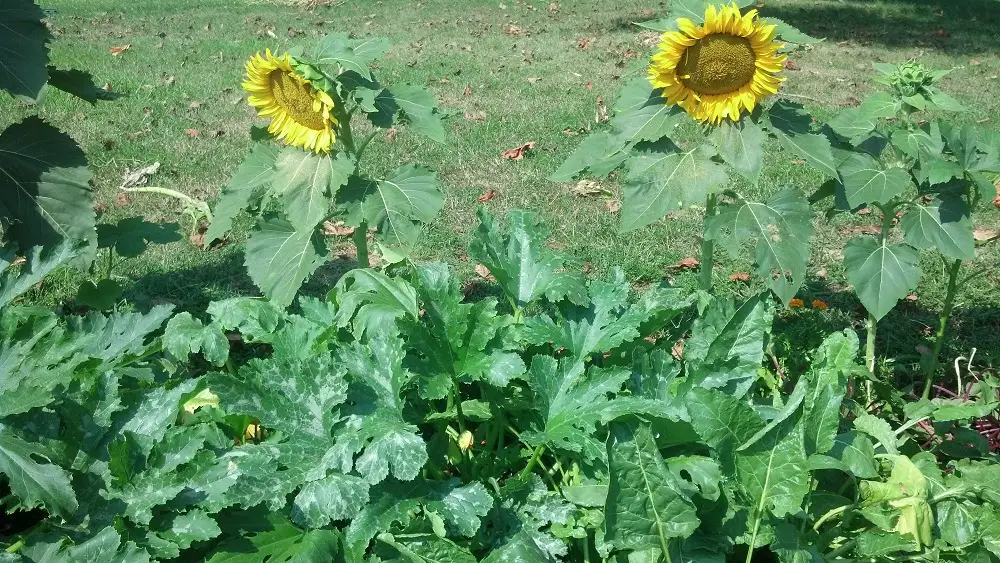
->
left=577, top=37, right=591, bottom=49
left=110, top=44, right=130, bottom=56
left=547, top=2, right=558, bottom=13
left=527, top=77, right=542, bottom=84
left=475, top=264, right=496, bottom=281
left=464, top=85, right=472, bottom=96
left=570, top=180, right=610, bottom=197
left=323, top=221, right=355, bottom=236
left=667, top=257, right=700, bottom=271
left=605, top=199, right=621, bottom=213
left=501, top=142, right=536, bottom=160
left=730, top=272, right=751, bottom=283
left=476, top=190, right=497, bottom=203
left=974, top=228, right=1000, bottom=242
left=464, top=111, right=486, bottom=122
left=185, top=129, right=201, bottom=137
left=118, top=162, right=160, bottom=190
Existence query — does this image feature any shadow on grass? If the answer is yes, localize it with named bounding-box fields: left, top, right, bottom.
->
left=781, top=275, right=1000, bottom=391
left=120, top=250, right=363, bottom=314
left=765, top=0, right=1000, bottom=54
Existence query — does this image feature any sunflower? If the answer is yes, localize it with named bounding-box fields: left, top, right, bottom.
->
left=648, top=3, right=786, bottom=124
left=243, top=50, right=338, bottom=153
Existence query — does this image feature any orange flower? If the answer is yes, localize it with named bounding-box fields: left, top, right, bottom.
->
left=811, top=299, right=828, bottom=310
left=788, top=298, right=804, bottom=308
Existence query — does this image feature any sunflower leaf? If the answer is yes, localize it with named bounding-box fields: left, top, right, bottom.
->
left=387, top=84, right=446, bottom=143
left=0, top=117, right=95, bottom=261
left=620, top=145, right=728, bottom=232
left=275, top=148, right=355, bottom=233
left=313, top=33, right=389, bottom=80
left=767, top=18, right=823, bottom=44
left=206, top=143, right=279, bottom=244
left=97, top=217, right=182, bottom=258
left=0, top=0, right=50, bottom=100
left=900, top=195, right=974, bottom=261
left=705, top=187, right=813, bottom=305
left=839, top=153, right=911, bottom=208
left=244, top=214, right=329, bottom=307
left=550, top=132, right=628, bottom=183
left=609, top=80, right=684, bottom=147
left=766, top=100, right=839, bottom=178
left=711, top=119, right=766, bottom=185
left=843, top=236, right=921, bottom=321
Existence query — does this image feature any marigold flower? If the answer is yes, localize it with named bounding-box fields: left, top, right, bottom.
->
left=811, top=299, right=828, bottom=310
left=788, top=298, right=804, bottom=308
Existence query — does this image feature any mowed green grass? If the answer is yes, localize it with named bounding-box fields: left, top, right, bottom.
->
left=2, top=0, right=1000, bottom=373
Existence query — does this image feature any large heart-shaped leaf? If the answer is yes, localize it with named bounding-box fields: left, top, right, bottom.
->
left=620, top=145, right=728, bottom=232
left=313, top=33, right=389, bottom=80
left=206, top=143, right=279, bottom=243
left=900, top=195, right=974, bottom=261
left=0, top=425, right=78, bottom=519
left=275, top=148, right=354, bottom=232
left=843, top=236, right=921, bottom=320
left=337, top=165, right=443, bottom=260
left=0, top=117, right=95, bottom=254
left=245, top=215, right=329, bottom=307
left=766, top=100, right=838, bottom=178
left=839, top=153, right=911, bottom=208
left=387, top=84, right=446, bottom=143
left=608, top=79, right=684, bottom=147
left=0, top=0, right=50, bottom=99
left=705, top=187, right=813, bottom=304
left=712, top=119, right=766, bottom=185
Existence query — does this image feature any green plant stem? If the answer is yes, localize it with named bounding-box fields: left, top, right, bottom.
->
left=225, top=357, right=237, bottom=377
left=699, top=192, right=718, bottom=291
left=864, top=312, right=877, bottom=375
left=5, top=539, right=24, bottom=554
left=813, top=503, right=853, bottom=531
left=923, top=258, right=962, bottom=400
left=824, top=540, right=856, bottom=560
left=744, top=515, right=761, bottom=563
left=354, top=130, right=380, bottom=162
left=354, top=220, right=370, bottom=268
left=105, top=248, right=115, bottom=279
left=519, top=445, right=545, bottom=479
left=451, top=383, right=466, bottom=434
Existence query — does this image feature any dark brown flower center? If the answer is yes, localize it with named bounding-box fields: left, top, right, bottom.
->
left=268, top=70, right=326, bottom=130
left=677, top=34, right=757, bottom=96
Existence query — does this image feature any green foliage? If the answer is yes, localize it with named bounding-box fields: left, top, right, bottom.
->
left=211, top=34, right=445, bottom=303
left=2, top=209, right=1000, bottom=562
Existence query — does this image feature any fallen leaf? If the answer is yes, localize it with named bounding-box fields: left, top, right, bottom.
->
left=114, top=193, right=130, bottom=207
left=667, top=257, right=699, bottom=271
left=464, top=85, right=472, bottom=96
left=475, top=264, right=496, bottom=281
left=209, top=130, right=225, bottom=139
left=439, top=77, right=451, bottom=84
left=118, top=162, right=160, bottom=190
left=595, top=96, right=608, bottom=123
left=932, top=29, right=950, bottom=37
left=730, top=272, right=751, bottom=283
left=971, top=59, right=982, bottom=65
left=838, top=225, right=881, bottom=235
left=570, top=179, right=609, bottom=197
left=642, top=9, right=653, bottom=16
left=814, top=267, right=828, bottom=280
left=504, top=25, right=525, bottom=36
left=527, top=77, right=542, bottom=84
left=102, top=82, right=113, bottom=91
left=385, top=127, right=398, bottom=142
left=783, top=59, right=800, bottom=71
left=464, top=111, right=486, bottom=122
left=189, top=225, right=207, bottom=249
left=974, top=228, right=999, bottom=241
left=584, top=81, right=592, bottom=89
left=323, top=220, right=355, bottom=236
left=547, top=2, right=558, bottom=13
left=185, top=129, right=200, bottom=137
left=164, top=75, right=175, bottom=86
left=856, top=207, right=872, bottom=215
left=605, top=199, right=621, bottom=213
left=577, top=36, right=591, bottom=50
left=477, top=189, right=497, bottom=202
left=905, top=293, right=918, bottom=302
left=109, top=44, right=130, bottom=56
left=562, top=127, right=582, bottom=136
left=189, top=101, right=201, bottom=110
left=500, top=141, right=536, bottom=161
left=93, top=202, right=107, bottom=213
left=790, top=159, right=806, bottom=165
left=671, top=339, right=684, bottom=360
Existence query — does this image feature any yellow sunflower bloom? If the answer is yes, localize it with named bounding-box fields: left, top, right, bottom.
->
left=243, top=50, right=338, bottom=153
left=648, top=2, right=787, bottom=124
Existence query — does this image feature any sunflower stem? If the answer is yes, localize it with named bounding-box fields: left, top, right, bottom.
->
left=354, top=220, right=370, bottom=268
left=355, top=130, right=380, bottom=162
left=699, top=192, right=718, bottom=291
left=922, top=258, right=962, bottom=400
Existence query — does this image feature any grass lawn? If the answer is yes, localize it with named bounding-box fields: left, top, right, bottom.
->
left=3, top=0, right=1000, bottom=377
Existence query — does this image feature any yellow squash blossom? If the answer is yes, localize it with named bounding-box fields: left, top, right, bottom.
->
left=648, top=2, right=786, bottom=124
left=243, top=50, right=338, bottom=153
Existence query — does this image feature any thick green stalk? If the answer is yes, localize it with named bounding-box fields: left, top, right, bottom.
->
left=354, top=220, right=370, bottom=268
left=922, top=259, right=962, bottom=400
left=865, top=313, right=877, bottom=375
left=699, top=192, right=718, bottom=291
left=519, top=445, right=545, bottom=479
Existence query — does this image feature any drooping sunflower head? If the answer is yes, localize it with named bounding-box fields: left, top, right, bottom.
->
left=648, top=2, right=787, bottom=124
left=243, top=50, right=338, bottom=153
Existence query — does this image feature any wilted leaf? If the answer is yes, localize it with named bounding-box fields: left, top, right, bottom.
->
left=501, top=142, right=536, bottom=161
